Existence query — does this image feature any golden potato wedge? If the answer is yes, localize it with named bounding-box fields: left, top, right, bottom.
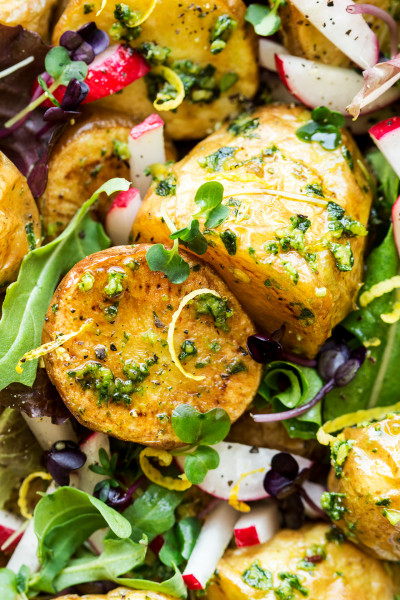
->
left=0, top=151, right=41, bottom=288
left=132, top=104, right=373, bottom=358
left=279, top=0, right=394, bottom=68
left=206, top=523, right=400, bottom=600
left=43, top=244, right=261, bottom=447
left=52, top=0, right=258, bottom=140
left=39, top=107, right=176, bottom=238
left=328, top=416, right=400, bottom=561
left=0, top=0, right=59, bottom=39
left=56, top=589, right=176, bottom=600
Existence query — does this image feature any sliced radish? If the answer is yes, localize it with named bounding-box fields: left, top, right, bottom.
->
left=261, top=70, right=297, bottom=104
left=369, top=117, right=400, bottom=178
left=392, top=194, right=400, bottom=258
left=234, top=501, right=280, bottom=547
left=21, top=413, right=77, bottom=450
left=129, top=114, right=166, bottom=198
left=303, top=481, right=325, bottom=519
left=275, top=54, right=400, bottom=114
left=69, top=431, right=110, bottom=495
left=289, top=0, right=379, bottom=69
left=175, top=442, right=311, bottom=502
left=105, top=188, right=142, bottom=245
left=0, top=511, right=24, bottom=554
left=259, top=39, right=288, bottom=72
left=182, top=501, right=239, bottom=590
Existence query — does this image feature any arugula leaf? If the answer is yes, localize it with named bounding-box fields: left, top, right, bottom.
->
left=0, top=178, right=129, bottom=389
left=146, top=240, right=191, bottom=284
left=171, top=404, right=231, bottom=445
left=123, top=483, right=183, bottom=543
left=0, top=569, right=18, bottom=600
left=296, top=106, right=345, bottom=151
left=324, top=227, right=400, bottom=419
left=31, top=486, right=132, bottom=592
left=159, top=516, right=201, bottom=566
left=159, top=528, right=184, bottom=567
left=170, top=219, right=208, bottom=255
left=53, top=538, right=146, bottom=591
left=257, top=361, right=323, bottom=439
left=367, top=149, right=399, bottom=217
left=115, top=563, right=187, bottom=598
left=0, top=408, right=42, bottom=509
left=184, top=445, right=219, bottom=484
left=245, top=2, right=283, bottom=36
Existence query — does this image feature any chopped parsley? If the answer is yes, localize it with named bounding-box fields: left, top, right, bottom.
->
left=112, top=139, right=130, bottom=160
left=123, top=359, right=152, bottom=384
left=326, top=241, right=354, bottom=271
left=104, top=270, right=127, bottom=297
left=275, top=573, right=308, bottom=599
left=78, top=271, right=94, bottom=292
left=179, top=340, right=198, bottom=361
left=104, top=301, right=119, bottom=321
left=25, top=222, right=37, bottom=251
left=195, top=293, right=233, bottom=332
left=220, top=229, right=237, bottom=255
left=228, top=112, right=259, bottom=137
left=327, top=201, right=367, bottom=238
left=138, top=41, right=171, bottom=65
left=331, top=439, right=353, bottom=478
left=242, top=560, right=273, bottom=590
left=68, top=362, right=114, bottom=405
left=305, top=183, right=324, bottom=197
left=109, top=3, right=142, bottom=41
left=282, top=260, right=299, bottom=285
left=225, top=360, right=248, bottom=375
left=275, top=214, right=311, bottom=253
left=198, top=146, right=237, bottom=172
left=83, top=3, right=94, bottom=13
left=210, top=14, right=237, bottom=54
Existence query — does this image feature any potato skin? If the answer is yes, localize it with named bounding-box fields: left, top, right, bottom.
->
left=0, top=151, right=41, bottom=288
left=328, top=417, right=400, bottom=561
left=0, top=0, right=58, bottom=38
left=279, top=0, right=393, bottom=68
left=39, top=107, right=176, bottom=238
left=52, top=0, right=258, bottom=140
left=206, top=523, right=400, bottom=600
left=132, top=104, right=373, bottom=358
left=56, top=589, right=176, bottom=600
left=43, top=244, right=261, bottom=447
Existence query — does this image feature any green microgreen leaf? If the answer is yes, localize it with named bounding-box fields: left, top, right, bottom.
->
left=171, top=404, right=231, bottom=445
left=37, top=75, right=61, bottom=107
left=193, top=181, right=229, bottom=228
left=146, top=240, right=191, bottom=284
left=45, top=46, right=71, bottom=79
left=0, top=569, right=18, bottom=600
left=296, top=106, right=346, bottom=151
left=170, top=219, right=208, bottom=255
left=184, top=445, right=219, bottom=484
left=245, top=2, right=283, bottom=36
left=59, top=59, right=88, bottom=85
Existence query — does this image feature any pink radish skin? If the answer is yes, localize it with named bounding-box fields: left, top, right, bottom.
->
left=21, top=413, right=77, bottom=450
left=105, top=188, right=142, bottom=245
left=392, top=194, right=400, bottom=258
left=259, top=39, right=288, bottom=72
left=289, top=0, right=379, bottom=69
left=234, top=502, right=280, bottom=547
left=129, top=114, right=166, bottom=198
left=0, top=511, right=24, bottom=553
left=182, top=502, right=239, bottom=590
left=175, top=442, right=311, bottom=503
left=369, top=117, right=400, bottom=178
left=275, top=54, right=400, bottom=114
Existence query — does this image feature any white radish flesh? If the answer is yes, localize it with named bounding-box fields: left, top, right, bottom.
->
left=21, top=413, right=77, bottom=450
left=69, top=431, right=110, bottom=495
left=303, top=481, right=325, bottom=519
left=105, top=188, right=142, bottom=245
left=129, top=114, right=166, bottom=198
left=259, top=38, right=288, bottom=72
left=369, top=117, right=400, bottom=178
left=234, top=502, right=280, bottom=547
left=289, top=0, right=379, bottom=69
left=0, top=510, right=24, bottom=553
left=275, top=54, right=400, bottom=114
left=182, top=502, right=239, bottom=590
left=175, top=442, right=311, bottom=502
left=392, top=194, right=400, bottom=258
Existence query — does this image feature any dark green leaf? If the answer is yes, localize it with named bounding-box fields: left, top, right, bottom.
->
left=0, top=569, right=18, bottom=600
left=176, top=516, right=201, bottom=560
left=258, top=361, right=323, bottom=439
left=205, top=204, right=230, bottom=229
left=115, top=563, right=187, bottom=598
left=193, top=181, right=224, bottom=217
left=245, top=4, right=281, bottom=36
left=171, top=404, right=231, bottom=445
left=146, top=242, right=190, bottom=284
left=159, top=528, right=183, bottom=567
left=53, top=538, right=146, bottom=591
left=123, top=483, right=183, bottom=543
left=367, top=149, right=399, bottom=216
left=45, top=46, right=70, bottom=79
left=184, top=445, right=219, bottom=484
left=0, top=178, right=129, bottom=389
left=170, top=220, right=208, bottom=255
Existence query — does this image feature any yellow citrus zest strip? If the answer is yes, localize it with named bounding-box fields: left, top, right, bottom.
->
left=381, top=301, right=400, bottom=324
left=363, top=337, right=381, bottom=348
left=18, top=471, right=52, bottom=519
left=132, top=0, right=157, bottom=25
left=96, top=0, right=107, bottom=15
left=317, top=400, right=400, bottom=446
left=228, top=468, right=265, bottom=513
left=139, top=447, right=192, bottom=491
left=168, top=289, right=220, bottom=381
left=359, top=276, right=400, bottom=307
left=151, top=65, right=185, bottom=111
left=16, top=320, right=93, bottom=373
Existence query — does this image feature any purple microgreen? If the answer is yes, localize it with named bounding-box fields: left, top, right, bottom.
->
left=247, top=333, right=317, bottom=367
left=44, top=440, right=86, bottom=486
left=317, top=341, right=350, bottom=381
left=60, top=22, right=109, bottom=64
left=78, top=22, right=109, bottom=55
left=0, top=55, right=34, bottom=80
left=61, top=78, right=89, bottom=109
left=346, top=4, right=399, bottom=59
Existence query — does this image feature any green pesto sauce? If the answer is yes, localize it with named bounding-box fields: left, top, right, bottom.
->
left=228, top=112, right=260, bottom=137
left=25, top=222, right=36, bottom=251
left=242, top=560, right=273, bottom=590
left=210, top=14, right=237, bottom=54
left=331, top=439, right=353, bottom=478
left=327, top=201, right=367, bottom=239
left=104, top=301, right=119, bottom=321
left=220, top=229, right=237, bottom=255
left=178, top=340, right=198, bottom=361
left=104, top=270, right=127, bottom=297
left=305, top=183, right=324, bottom=197
left=198, top=146, right=237, bottom=172
left=125, top=259, right=140, bottom=270
left=225, top=360, right=248, bottom=375
left=195, top=293, right=233, bottom=332
left=138, top=41, right=171, bottom=65
left=112, top=139, right=130, bottom=160
left=321, top=491, right=347, bottom=521
left=326, top=241, right=354, bottom=271
left=78, top=271, right=95, bottom=292
left=275, top=572, right=308, bottom=599
left=83, top=3, right=94, bottom=13
left=109, top=3, right=141, bottom=41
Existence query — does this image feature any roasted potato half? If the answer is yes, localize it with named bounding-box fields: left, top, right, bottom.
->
left=328, top=416, right=400, bottom=561
left=206, top=522, right=400, bottom=600
left=0, top=0, right=59, bottom=39
left=56, top=590, right=176, bottom=600
left=39, top=107, right=176, bottom=238
left=0, top=151, right=41, bottom=288
left=132, top=104, right=373, bottom=358
left=43, top=244, right=261, bottom=447
left=52, top=0, right=258, bottom=140
left=279, top=0, right=393, bottom=67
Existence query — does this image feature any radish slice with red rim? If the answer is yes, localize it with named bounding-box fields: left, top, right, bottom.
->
left=105, top=188, right=142, bottom=246
left=369, top=117, right=400, bottom=179
left=182, top=501, right=239, bottom=590
left=129, top=114, right=166, bottom=198
left=259, top=39, right=288, bottom=72
left=234, top=501, right=280, bottom=547
left=0, top=510, right=24, bottom=553
left=289, top=0, right=379, bottom=69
